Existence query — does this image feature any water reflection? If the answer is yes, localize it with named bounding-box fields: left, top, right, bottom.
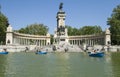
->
left=0, top=52, right=120, bottom=77
left=45, top=53, right=71, bottom=77
left=0, top=55, right=8, bottom=77
left=111, top=52, right=120, bottom=77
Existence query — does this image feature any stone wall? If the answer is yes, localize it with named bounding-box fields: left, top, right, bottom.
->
left=0, top=45, right=35, bottom=52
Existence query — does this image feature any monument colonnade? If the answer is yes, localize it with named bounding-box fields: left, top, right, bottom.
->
left=6, top=25, right=51, bottom=46
left=69, top=34, right=105, bottom=46
left=6, top=25, right=111, bottom=47
left=13, top=32, right=50, bottom=46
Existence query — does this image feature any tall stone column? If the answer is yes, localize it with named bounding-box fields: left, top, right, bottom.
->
left=46, top=33, right=50, bottom=45
left=105, top=28, right=111, bottom=45
left=6, top=25, right=13, bottom=45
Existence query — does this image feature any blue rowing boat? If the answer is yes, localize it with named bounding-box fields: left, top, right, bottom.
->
left=89, top=52, right=104, bottom=57
left=35, top=51, right=47, bottom=54
left=0, top=52, right=9, bottom=54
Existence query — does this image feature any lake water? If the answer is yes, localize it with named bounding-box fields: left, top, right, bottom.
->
left=0, top=52, right=120, bottom=77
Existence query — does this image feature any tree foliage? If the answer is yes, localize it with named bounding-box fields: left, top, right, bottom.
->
left=17, top=23, right=49, bottom=35
left=66, top=26, right=80, bottom=36
left=0, top=13, right=9, bottom=44
left=80, top=26, right=102, bottom=35
left=66, top=25, right=102, bottom=36
left=107, top=5, right=120, bottom=45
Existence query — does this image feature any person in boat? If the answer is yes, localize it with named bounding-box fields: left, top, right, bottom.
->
left=39, top=51, right=42, bottom=52
left=101, top=47, right=105, bottom=51
left=46, top=49, right=48, bottom=52
left=37, top=50, right=41, bottom=52
left=36, top=50, right=41, bottom=54
left=36, top=48, right=40, bottom=52
left=96, top=49, right=100, bottom=53
left=3, top=48, right=7, bottom=52
left=90, top=49, right=96, bottom=54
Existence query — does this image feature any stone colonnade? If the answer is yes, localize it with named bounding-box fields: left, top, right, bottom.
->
left=12, top=32, right=50, bottom=46
left=68, top=34, right=105, bottom=46
left=6, top=25, right=51, bottom=46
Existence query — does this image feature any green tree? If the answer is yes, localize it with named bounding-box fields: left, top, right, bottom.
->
left=66, top=25, right=102, bottom=36
left=17, top=23, right=49, bottom=35
left=107, top=5, right=120, bottom=45
left=0, top=13, right=9, bottom=44
left=66, top=26, right=74, bottom=35
left=79, top=26, right=102, bottom=35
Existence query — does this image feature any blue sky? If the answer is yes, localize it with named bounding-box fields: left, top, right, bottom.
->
left=0, top=0, right=120, bottom=34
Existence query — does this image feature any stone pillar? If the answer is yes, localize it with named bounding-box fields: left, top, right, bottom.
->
left=39, top=40, right=40, bottom=46
left=6, top=25, right=13, bottom=45
left=90, top=40, right=91, bottom=46
left=43, top=40, right=44, bottom=46
left=73, top=40, right=75, bottom=45
left=105, top=28, right=111, bottom=45
left=17, top=37, right=20, bottom=44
